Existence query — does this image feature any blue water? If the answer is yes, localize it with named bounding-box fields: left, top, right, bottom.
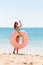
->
left=0, top=28, right=43, bottom=55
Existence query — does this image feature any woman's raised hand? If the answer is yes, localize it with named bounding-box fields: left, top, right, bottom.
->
left=19, top=20, right=22, bottom=27
left=19, top=20, right=21, bottom=23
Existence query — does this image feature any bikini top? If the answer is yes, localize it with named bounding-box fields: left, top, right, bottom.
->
left=18, top=28, right=20, bottom=31
left=15, top=28, right=20, bottom=31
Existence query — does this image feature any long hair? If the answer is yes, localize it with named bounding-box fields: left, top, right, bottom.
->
left=14, top=22, right=18, bottom=29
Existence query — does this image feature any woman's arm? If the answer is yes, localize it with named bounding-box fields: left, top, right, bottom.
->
left=18, top=20, right=22, bottom=27
left=16, top=20, right=22, bottom=36
left=17, top=30, right=22, bottom=37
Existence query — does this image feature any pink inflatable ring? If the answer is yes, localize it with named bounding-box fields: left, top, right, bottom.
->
left=10, top=31, right=28, bottom=49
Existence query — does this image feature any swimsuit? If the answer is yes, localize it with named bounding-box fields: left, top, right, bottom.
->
left=15, top=28, right=20, bottom=44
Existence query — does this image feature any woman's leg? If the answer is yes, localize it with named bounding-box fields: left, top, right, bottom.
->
left=13, top=48, right=16, bottom=54
left=17, top=49, right=18, bottom=54
left=16, top=36, right=19, bottom=54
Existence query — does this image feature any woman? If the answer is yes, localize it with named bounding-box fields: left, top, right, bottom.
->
left=13, top=20, right=22, bottom=54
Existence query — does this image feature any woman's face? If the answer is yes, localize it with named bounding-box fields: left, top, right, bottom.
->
left=15, top=22, right=18, bottom=26
left=16, top=23, right=18, bottom=26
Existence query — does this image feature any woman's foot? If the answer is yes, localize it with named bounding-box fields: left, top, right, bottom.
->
left=13, top=51, right=15, bottom=54
left=13, top=49, right=15, bottom=54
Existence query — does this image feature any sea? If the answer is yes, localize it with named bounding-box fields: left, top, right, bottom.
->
left=0, top=28, right=43, bottom=55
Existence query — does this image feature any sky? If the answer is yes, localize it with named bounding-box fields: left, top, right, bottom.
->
left=0, top=0, right=43, bottom=27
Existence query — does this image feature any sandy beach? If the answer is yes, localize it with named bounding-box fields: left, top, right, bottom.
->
left=0, top=53, right=43, bottom=65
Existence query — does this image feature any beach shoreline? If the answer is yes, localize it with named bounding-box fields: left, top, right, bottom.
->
left=0, top=53, right=43, bottom=65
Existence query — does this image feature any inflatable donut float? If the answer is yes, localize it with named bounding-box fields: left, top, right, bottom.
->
left=10, top=31, right=28, bottom=49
